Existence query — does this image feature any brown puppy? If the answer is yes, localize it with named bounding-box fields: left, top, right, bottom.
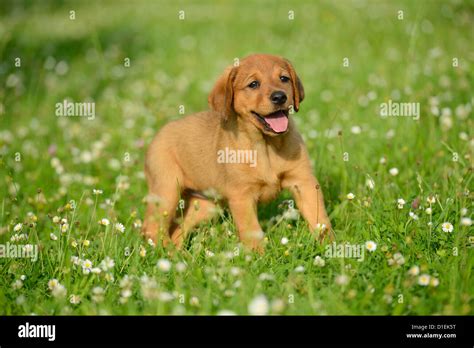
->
left=143, top=54, right=332, bottom=252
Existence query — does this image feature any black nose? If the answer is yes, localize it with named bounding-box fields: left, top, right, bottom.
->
left=270, top=91, right=287, bottom=105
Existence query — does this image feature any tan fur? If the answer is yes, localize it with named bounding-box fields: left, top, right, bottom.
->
left=143, top=54, right=332, bottom=252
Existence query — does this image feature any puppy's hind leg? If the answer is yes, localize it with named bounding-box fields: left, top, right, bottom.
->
left=142, top=154, right=183, bottom=247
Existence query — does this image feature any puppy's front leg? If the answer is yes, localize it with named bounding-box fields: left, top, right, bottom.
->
left=282, top=174, right=333, bottom=242
left=228, top=195, right=264, bottom=252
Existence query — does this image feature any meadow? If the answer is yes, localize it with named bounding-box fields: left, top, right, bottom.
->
left=0, top=0, right=472, bottom=315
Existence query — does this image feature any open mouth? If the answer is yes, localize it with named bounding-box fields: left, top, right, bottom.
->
left=251, top=109, right=289, bottom=134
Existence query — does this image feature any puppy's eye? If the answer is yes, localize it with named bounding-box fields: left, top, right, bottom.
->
left=280, top=76, right=290, bottom=83
left=248, top=81, right=260, bottom=89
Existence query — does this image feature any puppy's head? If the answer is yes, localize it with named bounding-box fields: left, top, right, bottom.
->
left=208, top=54, right=304, bottom=136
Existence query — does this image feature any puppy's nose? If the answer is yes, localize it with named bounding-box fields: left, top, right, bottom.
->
left=270, top=91, right=287, bottom=105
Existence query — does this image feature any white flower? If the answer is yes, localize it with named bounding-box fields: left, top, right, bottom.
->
left=441, top=222, right=453, bottom=233
left=280, top=237, right=289, bottom=245
left=157, top=258, right=171, bottom=272
left=100, top=256, right=115, bottom=271
left=408, top=265, right=420, bottom=276
left=379, top=157, right=387, bottom=165
left=82, top=259, right=93, bottom=274
left=335, top=274, right=349, bottom=286
left=205, top=250, right=215, bottom=258
left=365, top=178, right=375, bottom=190
left=425, top=207, right=432, bottom=215
left=114, top=222, right=125, bottom=233
left=430, top=277, right=440, bottom=287
left=12, top=279, right=23, bottom=290
left=52, top=216, right=60, bottom=224
left=13, top=223, right=22, bottom=232
left=397, top=198, right=406, bottom=209
left=294, top=266, right=305, bottom=273
left=389, top=168, right=399, bottom=176
left=393, top=252, right=405, bottom=265
left=51, top=284, right=67, bottom=298
left=82, top=239, right=90, bottom=247
left=50, top=233, right=58, bottom=241
left=418, top=274, right=430, bottom=286
left=460, top=208, right=468, bottom=216
left=147, top=238, right=155, bottom=247
left=48, top=279, right=59, bottom=290
left=99, top=218, right=110, bottom=226
left=69, top=294, right=81, bottom=304
left=313, top=256, right=325, bottom=267
left=91, top=267, right=102, bottom=274
left=93, top=189, right=103, bottom=195
left=70, top=256, right=81, bottom=265
left=60, top=223, right=69, bottom=233
left=190, top=296, right=200, bottom=306
left=175, top=262, right=187, bottom=273
left=346, top=193, right=355, bottom=200
left=365, top=240, right=377, bottom=252
left=460, top=217, right=472, bottom=226
left=248, top=295, right=269, bottom=315
left=426, top=196, right=436, bottom=204
left=409, top=212, right=419, bottom=220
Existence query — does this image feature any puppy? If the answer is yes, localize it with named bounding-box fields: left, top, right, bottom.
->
left=143, top=54, right=332, bottom=252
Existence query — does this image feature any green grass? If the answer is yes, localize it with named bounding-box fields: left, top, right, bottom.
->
left=0, top=0, right=473, bottom=315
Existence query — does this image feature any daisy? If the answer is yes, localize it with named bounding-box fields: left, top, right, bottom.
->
left=393, top=252, right=405, bottom=265
left=91, top=267, right=102, bottom=274
left=280, top=237, right=289, bottom=245
left=347, top=192, right=355, bottom=200
left=157, top=258, right=171, bottom=272
left=13, top=223, right=22, bottom=232
left=52, top=216, right=60, bottom=224
left=441, top=222, right=453, bottom=233
left=82, top=259, right=93, bottom=274
left=430, top=277, right=440, bottom=287
left=418, top=274, right=431, bottom=286
left=397, top=198, right=406, bottom=209
left=248, top=295, right=269, bottom=315
left=365, top=240, right=377, bottom=252
left=60, top=223, right=69, bottom=233
left=408, top=265, right=420, bottom=276
left=114, top=222, right=125, bottom=233
left=389, top=168, right=399, bottom=176
left=48, top=279, right=59, bottom=290
left=100, top=257, right=115, bottom=271
left=147, top=238, right=155, bottom=247
left=460, top=217, right=472, bottom=226
left=313, top=256, right=326, bottom=267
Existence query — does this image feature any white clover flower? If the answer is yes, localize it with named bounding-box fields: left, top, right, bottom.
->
left=408, top=265, right=420, bottom=276
left=13, top=223, right=22, bottom=232
left=248, top=295, right=269, bottom=315
left=409, top=212, right=419, bottom=220
left=100, top=256, right=115, bottom=271
left=313, top=256, right=325, bottom=267
left=397, top=198, right=406, bottom=209
left=418, top=274, right=431, bottom=286
left=114, top=222, right=125, bottom=233
left=280, top=237, right=289, bottom=245
left=175, top=262, right=187, bottom=273
left=365, top=240, right=377, bottom=252
left=51, top=284, right=67, bottom=298
left=460, top=217, right=472, bottom=226
left=294, top=265, right=305, bottom=273
left=346, top=192, right=355, bottom=200
left=99, top=218, right=110, bottom=226
left=157, top=258, right=171, bottom=272
left=441, top=222, right=453, bottom=233
left=335, top=274, right=349, bottom=286
left=389, top=168, right=399, bottom=176
left=366, top=178, right=375, bottom=190
left=50, top=233, right=58, bottom=241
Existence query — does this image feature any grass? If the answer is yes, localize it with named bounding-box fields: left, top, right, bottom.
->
left=0, top=0, right=473, bottom=315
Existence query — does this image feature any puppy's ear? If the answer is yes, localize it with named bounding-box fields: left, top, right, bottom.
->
left=285, top=59, right=305, bottom=112
left=208, top=66, right=236, bottom=120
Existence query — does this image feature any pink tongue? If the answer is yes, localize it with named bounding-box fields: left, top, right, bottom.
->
left=264, top=111, right=288, bottom=133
